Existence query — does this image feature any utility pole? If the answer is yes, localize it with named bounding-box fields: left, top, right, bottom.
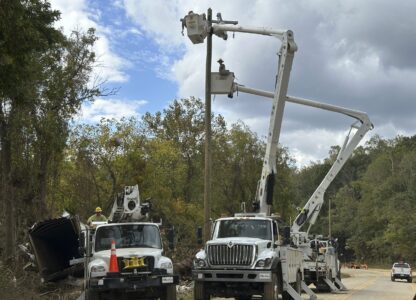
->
left=204, top=8, right=213, bottom=242
left=181, top=9, right=237, bottom=242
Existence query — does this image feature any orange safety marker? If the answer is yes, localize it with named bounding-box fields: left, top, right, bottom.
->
left=108, top=239, right=119, bottom=273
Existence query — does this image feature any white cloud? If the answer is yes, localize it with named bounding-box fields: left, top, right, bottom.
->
left=50, top=0, right=129, bottom=82
left=121, top=0, right=416, bottom=166
left=77, top=98, right=147, bottom=123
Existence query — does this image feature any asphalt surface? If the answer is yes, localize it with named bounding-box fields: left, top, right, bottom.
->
left=77, top=268, right=416, bottom=299
left=310, top=268, right=416, bottom=300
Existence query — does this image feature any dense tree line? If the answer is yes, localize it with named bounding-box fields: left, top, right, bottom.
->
left=0, top=0, right=110, bottom=262
left=1, top=1, right=415, bottom=274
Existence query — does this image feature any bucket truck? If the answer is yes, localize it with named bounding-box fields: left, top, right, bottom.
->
left=182, top=11, right=312, bottom=300
left=208, top=28, right=373, bottom=294
left=81, top=185, right=178, bottom=300
left=229, top=81, right=373, bottom=292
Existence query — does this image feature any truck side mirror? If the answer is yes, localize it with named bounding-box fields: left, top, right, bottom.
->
left=78, top=232, right=86, bottom=256
left=197, top=226, right=203, bottom=246
left=282, top=226, right=291, bottom=245
left=167, top=227, right=175, bottom=250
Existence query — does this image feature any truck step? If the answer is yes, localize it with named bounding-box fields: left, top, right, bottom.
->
left=334, top=277, right=348, bottom=290
left=284, top=280, right=303, bottom=300
left=323, top=278, right=341, bottom=293
left=301, top=281, right=317, bottom=300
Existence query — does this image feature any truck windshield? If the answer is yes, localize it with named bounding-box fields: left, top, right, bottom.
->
left=95, top=224, right=161, bottom=252
left=394, top=263, right=410, bottom=268
left=216, top=219, right=271, bottom=240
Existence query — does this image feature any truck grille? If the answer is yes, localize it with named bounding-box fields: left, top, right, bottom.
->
left=207, top=244, right=255, bottom=266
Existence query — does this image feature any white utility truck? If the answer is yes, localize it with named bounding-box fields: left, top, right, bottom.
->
left=206, top=19, right=373, bottom=295
left=81, top=185, right=178, bottom=300
left=181, top=11, right=315, bottom=300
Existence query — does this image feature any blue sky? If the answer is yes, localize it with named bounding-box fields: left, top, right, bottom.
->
left=50, top=0, right=416, bottom=166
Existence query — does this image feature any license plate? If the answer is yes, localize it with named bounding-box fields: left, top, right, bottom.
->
left=162, top=276, right=174, bottom=284
left=259, top=272, right=271, bottom=280
left=123, top=257, right=146, bottom=269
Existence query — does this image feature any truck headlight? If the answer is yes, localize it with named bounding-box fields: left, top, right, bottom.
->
left=90, top=265, right=106, bottom=277
left=160, top=262, right=173, bottom=269
left=193, top=258, right=207, bottom=268
left=91, top=265, right=106, bottom=273
left=255, top=258, right=271, bottom=268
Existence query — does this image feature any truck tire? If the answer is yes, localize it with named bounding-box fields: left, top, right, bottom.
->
left=164, top=284, right=177, bottom=300
left=408, top=277, right=413, bottom=283
left=194, top=281, right=209, bottom=300
left=263, top=272, right=278, bottom=300
left=86, top=290, right=101, bottom=300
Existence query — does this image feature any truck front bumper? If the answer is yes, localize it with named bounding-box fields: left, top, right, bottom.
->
left=193, top=269, right=273, bottom=282
left=89, top=273, right=178, bottom=292
left=392, top=273, right=411, bottom=279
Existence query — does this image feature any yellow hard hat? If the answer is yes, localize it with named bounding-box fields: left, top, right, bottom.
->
left=95, top=207, right=102, bottom=213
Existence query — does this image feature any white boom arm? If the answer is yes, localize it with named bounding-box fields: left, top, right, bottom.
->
left=208, top=22, right=372, bottom=222
left=290, top=105, right=372, bottom=234
left=254, top=31, right=297, bottom=216
left=232, top=86, right=373, bottom=231
left=182, top=13, right=298, bottom=216
left=209, top=25, right=298, bottom=215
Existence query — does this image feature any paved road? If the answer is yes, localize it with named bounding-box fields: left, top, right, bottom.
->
left=77, top=269, right=415, bottom=300
left=309, top=268, right=416, bottom=300
left=214, top=269, right=415, bottom=300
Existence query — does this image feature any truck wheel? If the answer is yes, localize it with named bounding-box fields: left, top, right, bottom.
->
left=86, top=290, right=101, bottom=300
left=194, top=281, right=209, bottom=300
left=316, top=279, right=331, bottom=293
left=408, top=277, right=413, bottom=283
left=164, top=284, right=177, bottom=300
left=263, top=272, right=279, bottom=300
left=391, top=276, right=395, bottom=282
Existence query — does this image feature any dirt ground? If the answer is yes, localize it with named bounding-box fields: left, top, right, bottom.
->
left=0, top=263, right=82, bottom=300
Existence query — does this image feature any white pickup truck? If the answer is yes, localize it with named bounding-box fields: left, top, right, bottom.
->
left=391, top=262, right=412, bottom=283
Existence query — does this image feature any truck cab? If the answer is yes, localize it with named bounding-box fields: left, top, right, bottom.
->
left=86, top=222, right=177, bottom=299
left=192, top=215, right=303, bottom=299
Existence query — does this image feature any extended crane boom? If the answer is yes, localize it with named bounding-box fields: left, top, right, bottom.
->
left=229, top=84, right=373, bottom=222
left=290, top=101, right=373, bottom=233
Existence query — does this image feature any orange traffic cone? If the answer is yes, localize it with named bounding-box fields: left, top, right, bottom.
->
left=108, top=239, right=119, bottom=273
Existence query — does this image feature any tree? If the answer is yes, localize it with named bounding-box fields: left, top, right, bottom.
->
left=0, top=1, right=108, bottom=262
left=0, top=0, right=64, bottom=261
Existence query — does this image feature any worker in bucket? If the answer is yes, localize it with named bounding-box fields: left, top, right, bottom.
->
left=87, top=207, right=108, bottom=226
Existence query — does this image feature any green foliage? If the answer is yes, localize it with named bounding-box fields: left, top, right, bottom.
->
left=329, top=135, right=416, bottom=264
left=0, top=0, right=108, bottom=261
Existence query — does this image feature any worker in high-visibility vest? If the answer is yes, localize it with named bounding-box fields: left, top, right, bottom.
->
left=87, top=207, right=107, bottom=225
